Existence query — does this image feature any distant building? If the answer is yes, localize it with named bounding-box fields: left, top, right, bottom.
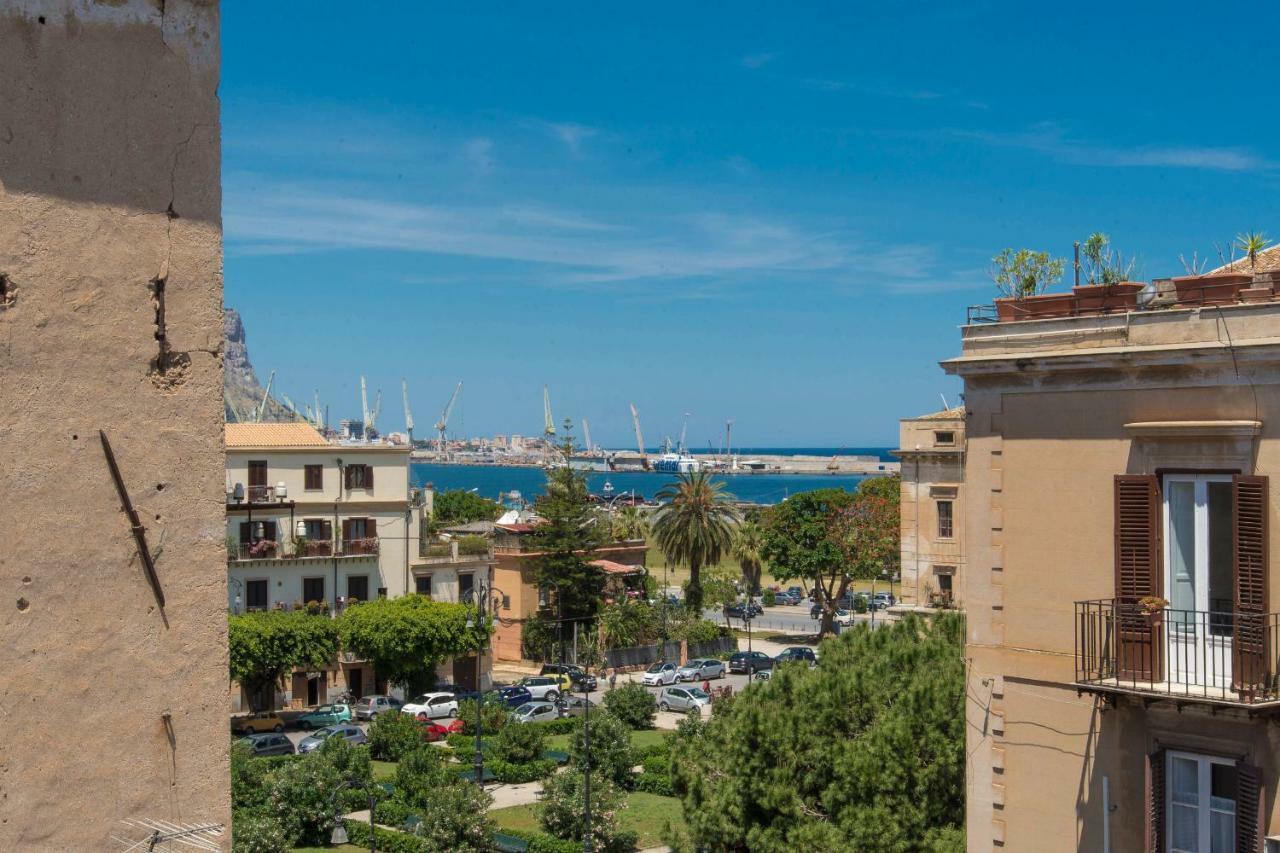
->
left=893, top=407, right=965, bottom=609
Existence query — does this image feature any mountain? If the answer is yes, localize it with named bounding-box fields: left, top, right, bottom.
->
left=224, top=308, right=295, bottom=423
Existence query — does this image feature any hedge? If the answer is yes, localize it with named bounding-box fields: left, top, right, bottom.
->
left=633, top=772, right=674, bottom=796
left=494, top=828, right=582, bottom=853
left=343, top=819, right=432, bottom=853
left=487, top=758, right=558, bottom=784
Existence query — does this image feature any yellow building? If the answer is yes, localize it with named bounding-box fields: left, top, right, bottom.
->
left=895, top=407, right=966, bottom=609
left=950, top=265, right=1280, bottom=853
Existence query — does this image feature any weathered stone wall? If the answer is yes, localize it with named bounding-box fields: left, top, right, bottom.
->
left=0, top=2, right=228, bottom=849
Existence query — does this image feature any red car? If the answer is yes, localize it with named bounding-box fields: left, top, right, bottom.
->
left=418, top=717, right=465, bottom=742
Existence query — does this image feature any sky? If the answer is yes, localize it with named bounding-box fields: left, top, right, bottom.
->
left=221, top=1, right=1280, bottom=448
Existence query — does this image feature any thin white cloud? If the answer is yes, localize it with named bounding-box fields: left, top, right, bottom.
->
left=542, top=122, right=597, bottom=156
left=463, top=137, right=495, bottom=175
left=741, top=52, right=778, bottom=70
left=956, top=124, right=1273, bottom=172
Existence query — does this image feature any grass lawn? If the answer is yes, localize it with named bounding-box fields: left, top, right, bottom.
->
left=289, top=846, right=365, bottom=852
left=544, top=728, right=669, bottom=752
left=371, top=759, right=397, bottom=781
left=490, top=792, right=685, bottom=849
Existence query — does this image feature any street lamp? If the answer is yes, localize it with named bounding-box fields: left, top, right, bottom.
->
left=328, top=777, right=377, bottom=853
left=582, top=663, right=593, bottom=853
left=463, top=582, right=505, bottom=787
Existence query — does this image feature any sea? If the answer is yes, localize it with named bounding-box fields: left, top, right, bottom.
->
left=410, top=447, right=894, bottom=506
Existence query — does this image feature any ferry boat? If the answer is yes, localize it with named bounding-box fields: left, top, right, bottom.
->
left=652, top=452, right=701, bottom=474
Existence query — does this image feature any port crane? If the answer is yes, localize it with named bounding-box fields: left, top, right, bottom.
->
left=678, top=412, right=690, bottom=454
left=630, top=403, right=650, bottom=469
left=725, top=420, right=734, bottom=466
left=360, top=376, right=371, bottom=440
left=370, top=389, right=382, bottom=434
left=435, top=381, right=462, bottom=453
left=582, top=419, right=594, bottom=455
left=543, top=386, right=556, bottom=437
left=402, top=378, right=415, bottom=445
left=254, top=370, right=275, bottom=422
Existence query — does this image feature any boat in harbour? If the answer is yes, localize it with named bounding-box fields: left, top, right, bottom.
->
left=652, top=452, right=701, bottom=474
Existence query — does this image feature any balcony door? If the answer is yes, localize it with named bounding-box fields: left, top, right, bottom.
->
left=1163, top=474, right=1234, bottom=689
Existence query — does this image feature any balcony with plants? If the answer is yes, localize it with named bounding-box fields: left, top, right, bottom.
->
left=418, top=534, right=494, bottom=564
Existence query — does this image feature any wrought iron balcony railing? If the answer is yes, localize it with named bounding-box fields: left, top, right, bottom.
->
left=1075, top=598, right=1280, bottom=707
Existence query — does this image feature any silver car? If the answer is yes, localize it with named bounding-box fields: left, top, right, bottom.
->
left=676, top=658, right=725, bottom=682
left=657, top=685, right=711, bottom=714
left=512, top=701, right=560, bottom=724
left=353, top=694, right=402, bottom=721
left=297, top=724, right=368, bottom=753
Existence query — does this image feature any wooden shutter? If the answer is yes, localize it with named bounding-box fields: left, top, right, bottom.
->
left=364, top=517, right=376, bottom=539
left=263, top=521, right=277, bottom=541
left=1233, top=475, right=1269, bottom=693
left=1145, top=749, right=1165, bottom=853
left=341, top=519, right=352, bottom=543
left=1236, top=760, right=1265, bottom=853
left=321, top=520, right=333, bottom=540
left=1115, top=475, right=1162, bottom=680
left=239, top=521, right=251, bottom=544
left=364, top=464, right=374, bottom=489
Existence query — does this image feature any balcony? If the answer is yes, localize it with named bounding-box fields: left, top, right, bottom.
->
left=228, top=538, right=377, bottom=562
left=340, top=537, right=379, bottom=557
left=419, top=537, right=494, bottom=564
left=1075, top=598, right=1280, bottom=708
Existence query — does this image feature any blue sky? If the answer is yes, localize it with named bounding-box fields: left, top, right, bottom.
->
left=222, top=2, right=1279, bottom=447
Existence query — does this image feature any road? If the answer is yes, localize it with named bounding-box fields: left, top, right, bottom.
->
left=702, top=602, right=896, bottom=636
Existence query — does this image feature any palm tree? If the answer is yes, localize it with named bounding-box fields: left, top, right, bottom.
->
left=611, top=505, right=650, bottom=542
left=732, top=519, right=765, bottom=597
left=651, top=471, right=740, bottom=611
left=1236, top=231, right=1271, bottom=271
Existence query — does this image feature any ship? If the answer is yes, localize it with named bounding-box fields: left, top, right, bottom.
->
left=652, top=452, right=701, bottom=474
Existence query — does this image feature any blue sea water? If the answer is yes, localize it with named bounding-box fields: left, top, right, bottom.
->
left=411, top=448, right=894, bottom=506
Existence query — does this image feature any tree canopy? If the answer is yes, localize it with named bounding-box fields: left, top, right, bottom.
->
left=651, top=471, right=740, bottom=611
left=671, top=614, right=965, bottom=852
left=228, top=610, right=340, bottom=710
left=338, top=596, right=487, bottom=693
left=433, top=489, right=504, bottom=525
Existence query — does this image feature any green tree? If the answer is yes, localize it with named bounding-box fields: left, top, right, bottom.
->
left=538, top=769, right=629, bottom=853
left=1236, top=230, right=1271, bottom=271
left=670, top=614, right=965, bottom=852
left=433, top=489, right=504, bottom=525
left=611, top=505, right=650, bottom=541
left=530, top=429, right=606, bottom=650
left=394, top=745, right=454, bottom=806
left=651, top=471, right=740, bottom=611
left=598, top=599, right=660, bottom=649
left=569, top=712, right=634, bottom=787
left=988, top=247, right=1065, bottom=298
left=602, top=682, right=657, bottom=729
left=759, top=488, right=856, bottom=637
left=494, top=717, right=546, bottom=764
left=829, top=476, right=902, bottom=590
left=339, top=596, right=487, bottom=694
left=228, top=610, right=339, bottom=711
left=701, top=562, right=741, bottom=629
left=366, top=706, right=425, bottom=761
left=394, top=746, right=495, bottom=851
left=732, top=518, right=765, bottom=596
left=266, top=750, right=343, bottom=846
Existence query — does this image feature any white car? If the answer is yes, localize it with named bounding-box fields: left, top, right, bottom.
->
left=512, top=701, right=560, bottom=724
left=401, top=692, right=458, bottom=720
left=833, top=609, right=855, bottom=626
left=519, top=676, right=564, bottom=701
left=641, top=662, right=678, bottom=686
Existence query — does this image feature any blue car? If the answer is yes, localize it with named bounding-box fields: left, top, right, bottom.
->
left=495, top=686, right=533, bottom=708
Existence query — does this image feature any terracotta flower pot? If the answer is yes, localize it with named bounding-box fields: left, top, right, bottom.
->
left=1171, top=273, right=1253, bottom=306
left=1071, top=282, right=1145, bottom=313
left=994, top=292, right=1077, bottom=321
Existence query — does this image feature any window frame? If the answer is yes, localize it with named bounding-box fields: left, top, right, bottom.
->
left=245, top=578, right=269, bottom=611
left=302, top=576, right=326, bottom=605
left=304, top=464, right=324, bottom=491
left=1166, top=749, right=1237, bottom=853
left=936, top=499, right=955, bottom=540
left=933, top=430, right=956, bottom=447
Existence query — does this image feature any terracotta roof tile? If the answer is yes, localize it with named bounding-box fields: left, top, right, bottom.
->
left=225, top=422, right=330, bottom=448
left=592, top=559, right=642, bottom=575
left=1210, top=244, right=1280, bottom=275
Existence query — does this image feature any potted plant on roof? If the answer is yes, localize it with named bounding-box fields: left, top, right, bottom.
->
left=991, top=248, right=1069, bottom=321
left=1072, top=233, right=1145, bottom=313
left=1171, top=233, right=1264, bottom=306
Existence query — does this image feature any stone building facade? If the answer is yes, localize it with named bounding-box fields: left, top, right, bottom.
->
left=894, top=407, right=966, bottom=609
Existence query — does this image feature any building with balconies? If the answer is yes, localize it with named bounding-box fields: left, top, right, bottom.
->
left=949, top=263, right=1280, bottom=853
left=893, top=406, right=965, bottom=610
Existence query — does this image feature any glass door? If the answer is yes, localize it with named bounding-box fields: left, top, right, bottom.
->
left=1163, top=475, right=1234, bottom=689
left=1168, top=751, right=1237, bottom=853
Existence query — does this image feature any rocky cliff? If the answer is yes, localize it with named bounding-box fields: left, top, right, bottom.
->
left=224, top=308, right=294, bottom=422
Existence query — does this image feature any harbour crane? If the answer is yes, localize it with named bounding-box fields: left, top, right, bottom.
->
left=360, top=376, right=371, bottom=440
left=254, top=370, right=275, bottom=423
left=678, top=412, right=691, bottom=454
left=543, top=386, right=556, bottom=437
left=435, top=381, right=462, bottom=453
left=313, top=390, right=323, bottom=430
left=725, top=419, right=734, bottom=466
left=582, top=419, right=594, bottom=455
left=370, top=389, right=382, bottom=435
left=402, top=378, right=415, bottom=445
left=630, top=403, right=649, bottom=469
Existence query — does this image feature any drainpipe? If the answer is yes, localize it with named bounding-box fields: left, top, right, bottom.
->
left=333, top=458, right=344, bottom=617
left=915, top=452, right=922, bottom=606
left=1102, top=775, right=1111, bottom=853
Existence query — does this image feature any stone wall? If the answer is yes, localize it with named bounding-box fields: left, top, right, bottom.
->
left=0, top=1, right=228, bottom=848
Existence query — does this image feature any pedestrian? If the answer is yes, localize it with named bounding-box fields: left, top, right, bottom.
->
left=609, top=667, right=617, bottom=691
left=701, top=678, right=711, bottom=694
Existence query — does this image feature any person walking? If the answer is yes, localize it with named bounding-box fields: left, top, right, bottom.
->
left=608, top=667, right=617, bottom=691
left=701, top=678, right=711, bottom=694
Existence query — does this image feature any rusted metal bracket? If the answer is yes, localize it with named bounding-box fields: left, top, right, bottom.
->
left=100, top=429, right=166, bottom=610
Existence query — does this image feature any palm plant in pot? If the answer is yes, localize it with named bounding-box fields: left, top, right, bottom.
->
left=1171, top=233, right=1266, bottom=305
left=1073, top=233, right=1144, bottom=312
left=990, top=248, right=1068, bottom=320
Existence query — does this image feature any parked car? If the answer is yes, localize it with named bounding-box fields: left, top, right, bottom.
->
left=519, top=676, right=564, bottom=701
left=833, top=609, right=856, bottom=626
left=788, top=586, right=807, bottom=601
left=641, top=662, right=679, bottom=686
left=773, top=590, right=801, bottom=606
left=540, top=663, right=598, bottom=691
left=233, top=711, right=285, bottom=735
left=239, top=733, right=295, bottom=757
left=495, top=686, right=533, bottom=708
left=417, top=717, right=465, bottom=742
left=657, top=685, right=711, bottom=714
left=353, top=694, right=402, bottom=721
left=871, top=592, right=896, bottom=610
left=809, top=603, right=823, bottom=619
left=775, top=646, right=818, bottom=666
left=724, top=602, right=764, bottom=620
left=295, top=703, right=353, bottom=730
left=512, top=701, right=560, bottom=724
left=677, top=658, right=726, bottom=682
left=555, top=695, right=596, bottom=718
left=401, top=692, right=459, bottom=720
left=728, top=651, right=774, bottom=674
left=298, top=724, right=368, bottom=753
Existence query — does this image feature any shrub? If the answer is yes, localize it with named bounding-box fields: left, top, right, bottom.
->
left=447, top=731, right=489, bottom=752
left=394, top=746, right=453, bottom=809
left=761, top=589, right=776, bottom=606
left=568, top=712, right=634, bottom=788
left=230, top=740, right=271, bottom=812
left=494, top=828, right=583, bottom=853
left=602, top=682, right=656, bottom=729
left=538, top=769, right=629, bottom=853
left=458, top=535, right=491, bottom=555
left=367, top=709, right=424, bottom=761
left=633, top=772, right=674, bottom=796
left=494, top=718, right=546, bottom=764
left=231, top=810, right=288, bottom=853
left=317, top=733, right=372, bottom=783
left=266, top=753, right=341, bottom=846
left=458, top=698, right=511, bottom=735
left=488, top=757, right=558, bottom=783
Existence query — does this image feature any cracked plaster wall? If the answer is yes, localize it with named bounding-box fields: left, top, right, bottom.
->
left=0, top=1, right=229, bottom=849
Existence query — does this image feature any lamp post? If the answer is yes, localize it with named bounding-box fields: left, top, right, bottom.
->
left=743, top=604, right=753, bottom=673
left=582, top=664, right=592, bottom=853
left=328, top=777, right=377, bottom=853
left=463, top=581, right=504, bottom=787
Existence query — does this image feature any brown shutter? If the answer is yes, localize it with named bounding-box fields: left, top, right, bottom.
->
left=341, top=519, right=352, bottom=543
left=1145, top=749, right=1165, bottom=853
left=239, top=521, right=251, bottom=544
left=365, top=464, right=374, bottom=489
left=1233, top=475, right=1269, bottom=693
left=365, top=517, right=376, bottom=539
left=321, top=520, right=333, bottom=540
left=1116, top=475, right=1161, bottom=680
left=1237, top=760, right=1265, bottom=853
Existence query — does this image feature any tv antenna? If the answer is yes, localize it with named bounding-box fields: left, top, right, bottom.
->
left=112, top=819, right=225, bottom=852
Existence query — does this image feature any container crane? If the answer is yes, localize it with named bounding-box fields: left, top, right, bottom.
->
left=402, top=378, right=415, bottom=446
left=360, top=376, right=371, bottom=440
left=543, top=386, right=556, bottom=437
left=630, top=403, right=649, bottom=469
left=254, top=370, right=275, bottom=423
left=725, top=420, right=734, bottom=466
left=678, top=412, right=690, bottom=454
left=370, top=389, right=382, bottom=435
left=582, top=419, right=594, bottom=455
left=435, top=381, right=462, bottom=453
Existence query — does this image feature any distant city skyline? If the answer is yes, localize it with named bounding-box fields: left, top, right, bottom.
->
left=222, top=2, right=1277, bottom=446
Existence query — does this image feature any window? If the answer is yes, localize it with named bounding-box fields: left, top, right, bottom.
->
left=415, top=575, right=432, bottom=597
left=345, top=464, right=374, bottom=490
left=937, top=572, right=953, bottom=597
left=459, top=573, right=474, bottom=598
left=248, top=460, right=269, bottom=501
left=304, top=519, right=331, bottom=540
left=502, top=594, right=511, bottom=611
left=245, top=579, right=268, bottom=611
left=1167, top=751, right=1237, bottom=853
left=936, top=500, right=954, bottom=539
left=302, top=577, right=325, bottom=604
left=934, top=430, right=956, bottom=446
left=345, top=518, right=370, bottom=539
left=239, top=520, right=278, bottom=544
left=346, top=575, right=369, bottom=602
left=304, top=464, right=323, bottom=490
